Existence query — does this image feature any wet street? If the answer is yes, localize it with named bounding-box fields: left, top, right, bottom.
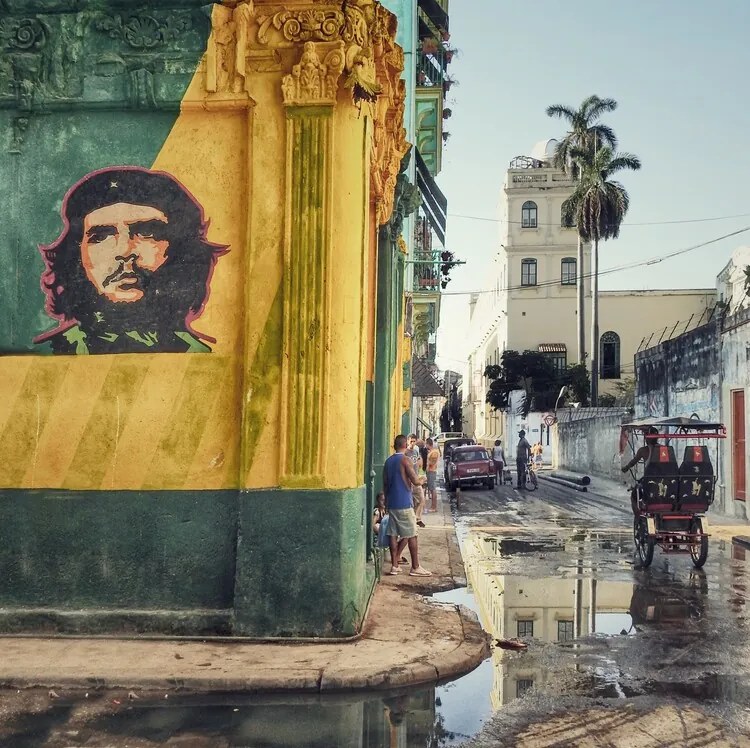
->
left=454, top=475, right=750, bottom=747
left=3, top=475, right=750, bottom=746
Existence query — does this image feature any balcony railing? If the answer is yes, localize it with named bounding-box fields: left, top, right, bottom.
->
left=508, top=171, right=574, bottom=188
left=412, top=248, right=443, bottom=294
left=416, top=48, right=447, bottom=88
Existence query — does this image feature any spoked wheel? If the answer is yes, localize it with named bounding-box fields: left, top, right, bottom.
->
left=524, top=469, right=538, bottom=491
left=634, top=516, right=654, bottom=567
left=689, top=517, right=709, bottom=569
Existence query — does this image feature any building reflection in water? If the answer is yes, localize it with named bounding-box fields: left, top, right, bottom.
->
left=463, top=531, right=634, bottom=708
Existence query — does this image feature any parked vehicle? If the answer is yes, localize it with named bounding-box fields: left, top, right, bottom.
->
left=446, top=444, right=495, bottom=491
left=441, top=436, right=475, bottom=482
left=434, top=431, right=464, bottom=449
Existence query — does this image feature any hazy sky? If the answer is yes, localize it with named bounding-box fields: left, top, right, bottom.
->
left=435, top=0, right=750, bottom=372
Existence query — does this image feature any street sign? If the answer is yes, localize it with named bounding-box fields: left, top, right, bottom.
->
left=543, top=414, right=556, bottom=427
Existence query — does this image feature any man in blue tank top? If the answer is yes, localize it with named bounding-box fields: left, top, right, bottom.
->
left=382, top=434, right=432, bottom=577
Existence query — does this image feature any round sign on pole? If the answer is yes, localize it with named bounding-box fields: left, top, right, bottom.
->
left=543, top=414, right=556, bottom=427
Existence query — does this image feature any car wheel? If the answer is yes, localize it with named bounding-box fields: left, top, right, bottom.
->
left=487, top=478, right=495, bottom=490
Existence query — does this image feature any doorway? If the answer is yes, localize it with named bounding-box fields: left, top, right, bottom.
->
left=732, top=389, right=746, bottom=502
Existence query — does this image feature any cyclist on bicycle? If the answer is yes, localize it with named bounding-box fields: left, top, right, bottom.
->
left=515, top=430, right=532, bottom=489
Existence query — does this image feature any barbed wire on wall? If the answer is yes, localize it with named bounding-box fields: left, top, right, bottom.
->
left=636, top=305, right=717, bottom=353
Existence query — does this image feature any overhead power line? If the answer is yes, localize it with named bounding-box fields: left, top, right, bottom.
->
left=433, top=225, right=750, bottom=297
left=447, top=211, right=750, bottom=227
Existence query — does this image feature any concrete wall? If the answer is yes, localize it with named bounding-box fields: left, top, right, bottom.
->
left=634, top=321, right=720, bottom=422
left=554, top=408, right=632, bottom=483
left=720, top=308, right=750, bottom=517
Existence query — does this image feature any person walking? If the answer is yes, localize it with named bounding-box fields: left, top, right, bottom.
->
left=405, top=434, right=426, bottom=527
left=382, top=435, right=431, bottom=577
left=531, top=441, right=544, bottom=469
left=516, top=430, right=532, bottom=489
left=491, top=439, right=506, bottom=484
left=425, top=437, right=440, bottom=512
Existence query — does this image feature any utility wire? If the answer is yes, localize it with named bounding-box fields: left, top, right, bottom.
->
left=432, top=225, right=750, bottom=297
left=448, top=211, right=750, bottom=227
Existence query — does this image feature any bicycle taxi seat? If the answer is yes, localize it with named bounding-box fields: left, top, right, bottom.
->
left=677, top=446, right=714, bottom=512
left=639, top=446, right=679, bottom=511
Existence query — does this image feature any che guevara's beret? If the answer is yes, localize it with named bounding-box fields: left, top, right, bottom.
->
left=61, top=167, right=205, bottom=233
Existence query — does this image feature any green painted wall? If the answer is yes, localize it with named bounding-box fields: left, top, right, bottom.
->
left=0, top=489, right=237, bottom=609
left=0, top=4, right=210, bottom=353
left=373, top=228, right=396, bottom=486
left=234, top=487, right=368, bottom=637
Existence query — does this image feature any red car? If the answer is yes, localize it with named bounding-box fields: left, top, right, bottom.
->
left=446, top=445, right=496, bottom=491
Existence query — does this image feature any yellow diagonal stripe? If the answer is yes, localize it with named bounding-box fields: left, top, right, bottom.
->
left=98, top=355, right=191, bottom=490
left=143, top=355, right=230, bottom=489
left=0, top=359, right=70, bottom=487
left=62, top=358, right=152, bottom=490
left=24, top=358, right=112, bottom=488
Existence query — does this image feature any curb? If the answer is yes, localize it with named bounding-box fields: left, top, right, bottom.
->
left=732, top=535, right=750, bottom=550
left=0, top=607, right=490, bottom=694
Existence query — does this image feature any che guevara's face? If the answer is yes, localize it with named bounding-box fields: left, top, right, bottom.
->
left=80, top=202, right=170, bottom=303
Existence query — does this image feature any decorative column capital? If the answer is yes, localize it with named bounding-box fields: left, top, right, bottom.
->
left=281, top=41, right=345, bottom=107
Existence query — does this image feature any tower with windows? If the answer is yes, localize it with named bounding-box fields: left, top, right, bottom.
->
left=495, top=139, right=591, bottom=371
left=464, top=138, right=714, bottom=445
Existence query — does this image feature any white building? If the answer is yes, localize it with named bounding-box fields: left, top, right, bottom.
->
left=464, top=140, right=716, bottom=455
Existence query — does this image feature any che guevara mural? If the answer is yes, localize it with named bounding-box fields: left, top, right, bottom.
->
left=34, top=167, right=227, bottom=355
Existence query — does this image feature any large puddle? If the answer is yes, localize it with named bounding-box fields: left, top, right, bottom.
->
left=3, top=529, right=749, bottom=746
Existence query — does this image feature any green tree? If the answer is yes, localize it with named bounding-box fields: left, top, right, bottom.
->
left=485, top=351, right=589, bottom=417
left=546, top=95, right=618, bottom=365
left=562, top=145, right=641, bottom=405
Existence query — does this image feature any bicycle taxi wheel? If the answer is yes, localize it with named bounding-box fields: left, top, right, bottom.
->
left=689, top=517, right=708, bottom=569
left=524, top=468, right=538, bottom=491
left=634, top=515, right=654, bottom=567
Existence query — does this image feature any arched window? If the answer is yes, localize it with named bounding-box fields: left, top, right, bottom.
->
left=521, top=258, right=537, bottom=286
left=521, top=201, right=537, bottom=229
left=600, top=332, right=621, bottom=379
left=561, top=257, right=576, bottom=285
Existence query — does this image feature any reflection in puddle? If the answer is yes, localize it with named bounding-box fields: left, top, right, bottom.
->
left=459, top=528, right=723, bottom=708
left=0, top=687, right=485, bottom=748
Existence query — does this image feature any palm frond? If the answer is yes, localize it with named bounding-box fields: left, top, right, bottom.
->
left=590, top=123, right=618, bottom=151
left=605, top=153, right=642, bottom=175
left=546, top=104, right=576, bottom=121
left=586, top=96, right=618, bottom=120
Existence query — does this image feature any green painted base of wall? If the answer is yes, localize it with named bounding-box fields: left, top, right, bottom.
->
left=0, top=608, right=232, bottom=637
left=0, top=487, right=373, bottom=638
left=0, top=489, right=238, bottom=610
left=234, top=487, right=369, bottom=638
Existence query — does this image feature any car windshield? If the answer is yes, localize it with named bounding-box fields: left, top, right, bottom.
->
left=454, top=450, right=488, bottom=463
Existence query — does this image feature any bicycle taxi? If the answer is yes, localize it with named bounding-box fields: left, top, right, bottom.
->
left=620, top=416, right=726, bottom=569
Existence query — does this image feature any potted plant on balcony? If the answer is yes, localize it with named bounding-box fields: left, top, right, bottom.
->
left=421, top=37, right=440, bottom=55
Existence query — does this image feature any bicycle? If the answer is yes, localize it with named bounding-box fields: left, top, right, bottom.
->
left=524, top=461, right=538, bottom=491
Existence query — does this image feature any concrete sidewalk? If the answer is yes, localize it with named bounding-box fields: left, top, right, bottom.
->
left=0, top=489, right=490, bottom=694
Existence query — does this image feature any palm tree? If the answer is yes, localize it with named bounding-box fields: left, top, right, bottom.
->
left=562, top=146, right=641, bottom=404
left=546, top=96, right=618, bottom=365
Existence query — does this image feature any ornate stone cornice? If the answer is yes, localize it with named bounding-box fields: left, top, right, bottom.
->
left=368, top=3, right=408, bottom=226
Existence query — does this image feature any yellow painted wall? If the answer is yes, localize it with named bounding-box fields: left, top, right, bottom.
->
left=0, top=3, right=400, bottom=494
